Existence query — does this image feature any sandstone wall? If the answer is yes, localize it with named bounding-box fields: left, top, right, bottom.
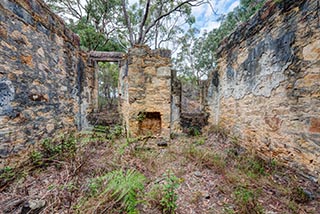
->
left=119, top=46, right=180, bottom=138
left=0, top=0, right=95, bottom=163
left=206, top=0, right=320, bottom=180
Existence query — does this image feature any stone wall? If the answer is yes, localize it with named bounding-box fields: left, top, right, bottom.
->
left=0, top=0, right=95, bottom=163
left=119, top=46, right=181, bottom=138
left=206, top=0, right=320, bottom=181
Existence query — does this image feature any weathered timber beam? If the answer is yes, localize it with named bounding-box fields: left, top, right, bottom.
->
left=89, top=51, right=124, bottom=62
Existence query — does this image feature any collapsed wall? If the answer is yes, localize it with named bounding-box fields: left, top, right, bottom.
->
left=206, top=0, right=320, bottom=180
left=119, top=46, right=181, bottom=138
left=0, top=0, right=95, bottom=163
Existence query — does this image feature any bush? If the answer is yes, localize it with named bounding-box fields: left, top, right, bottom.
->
left=160, top=172, right=180, bottom=214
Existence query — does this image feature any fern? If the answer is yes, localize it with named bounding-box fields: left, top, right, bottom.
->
left=102, top=169, right=146, bottom=213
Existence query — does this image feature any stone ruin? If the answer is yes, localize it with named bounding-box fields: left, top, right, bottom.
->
left=0, top=0, right=319, bottom=181
left=205, top=0, right=320, bottom=181
left=0, top=0, right=95, bottom=162
left=118, top=46, right=181, bottom=139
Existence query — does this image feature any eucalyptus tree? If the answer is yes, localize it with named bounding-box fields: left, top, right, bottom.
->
left=44, top=0, right=125, bottom=51
left=45, top=0, right=211, bottom=50
left=174, top=0, right=267, bottom=84
left=120, top=0, right=209, bottom=48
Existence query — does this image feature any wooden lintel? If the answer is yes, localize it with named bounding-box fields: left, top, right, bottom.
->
left=89, top=51, right=124, bottom=62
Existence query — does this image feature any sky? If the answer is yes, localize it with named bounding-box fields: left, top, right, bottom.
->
left=128, top=0, right=240, bottom=36
left=192, top=0, right=240, bottom=35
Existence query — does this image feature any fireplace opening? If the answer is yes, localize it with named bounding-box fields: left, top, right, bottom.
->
left=138, top=112, right=161, bottom=135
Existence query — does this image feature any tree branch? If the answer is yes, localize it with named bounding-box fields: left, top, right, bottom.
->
left=138, top=0, right=151, bottom=44
left=142, top=0, right=206, bottom=43
left=121, top=0, right=134, bottom=46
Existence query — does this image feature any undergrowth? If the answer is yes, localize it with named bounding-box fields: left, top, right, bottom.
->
left=79, top=169, right=146, bottom=213
left=0, top=127, right=318, bottom=214
left=160, top=171, right=180, bottom=214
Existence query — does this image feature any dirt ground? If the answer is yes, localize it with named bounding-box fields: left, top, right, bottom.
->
left=0, top=129, right=319, bottom=214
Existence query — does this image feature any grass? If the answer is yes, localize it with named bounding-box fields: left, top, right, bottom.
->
left=233, top=185, right=263, bottom=214
left=183, top=143, right=226, bottom=173
left=0, top=128, right=318, bottom=213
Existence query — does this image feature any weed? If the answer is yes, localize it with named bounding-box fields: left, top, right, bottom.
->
left=146, top=184, right=163, bottom=208
left=88, top=178, right=101, bottom=196
left=160, top=171, right=180, bottom=214
left=127, top=137, right=139, bottom=144
left=170, top=132, right=178, bottom=139
left=0, top=166, right=15, bottom=182
left=188, top=126, right=201, bottom=136
left=113, top=125, right=123, bottom=137
left=63, top=182, right=77, bottom=192
left=207, top=125, right=229, bottom=139
left=118, top=141, right=131, bottom=155
left=93, top=125, right=109, bottom=133
left=223, top=204, right=235, bottom=214
left=106, top=125, right=124, bottom=140
left=47, top=184, right=56, bottom=190
left=194, top=137, right=206, bottom=146
left=237, top=155, right=266, bottom=179
left=291, top=187, right=313, bottom=203
left=234, top=186, right=263, bottom=214
left=41, top=133, right=77, bottom=158
left=30, top=151, right=44, bottom=166
left=184, top=145, right=226, bottom=172
left=287, top=200, right=299, bottom=214
left=136, top=111, right=146, bottom=122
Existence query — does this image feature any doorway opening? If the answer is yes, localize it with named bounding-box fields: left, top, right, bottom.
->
left=89, top=61, right=120, bottom=126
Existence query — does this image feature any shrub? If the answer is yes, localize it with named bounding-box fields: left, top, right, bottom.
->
left=160, top=172, right=180, bottom=214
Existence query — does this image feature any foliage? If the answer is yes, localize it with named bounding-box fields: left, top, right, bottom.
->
left=136, top=111, right=146, bottom=122
left=87, top=169, right=146, bottom=213
left=30, top=151, right=44, bottom=166
left=41, top=134, right=77, bottom=158
left=234, top=186, right=263, bottom=214
left=2, top=131, right=319, bottom=213
left=291, top=187, right=314, bottom=204
left=0, top=166, right=15, bottom=184
left=194, top=137, right=206, bottom=146
left=98, top=62, right=119, bottom=110
left=160, top=172, right=180, bottom=214
left=187, top=126, right=201, bottom=136
left=45, top=0, right=209, bottom=49
left=45, top=0, right=126, bottom=51
left=27, top=134, right=78, bottom=167
left=110, top=125, right=124, bottom=138
left=174, top=0, right=267, bottom=82
left=120, top=0, right=206, bottom=47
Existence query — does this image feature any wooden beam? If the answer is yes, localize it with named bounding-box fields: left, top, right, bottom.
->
left=89, top=51, right=124, bottom=62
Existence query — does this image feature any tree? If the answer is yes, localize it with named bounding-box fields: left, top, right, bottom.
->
left=45, top=0, right=211, bottom=49
left=98, top=62, right=119, bottom=110
left=44, top=0, right=125, bottom=51
left=120, top=0, right=208, bottom=47
left=174, top=0, right=267, bottom=84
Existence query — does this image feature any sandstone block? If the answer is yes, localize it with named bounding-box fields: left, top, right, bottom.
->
left=303, top=40, right=320, bottom=61
left=157, top=67, right=171, bottom=77
left=309, top=118, right=320, bottom=133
